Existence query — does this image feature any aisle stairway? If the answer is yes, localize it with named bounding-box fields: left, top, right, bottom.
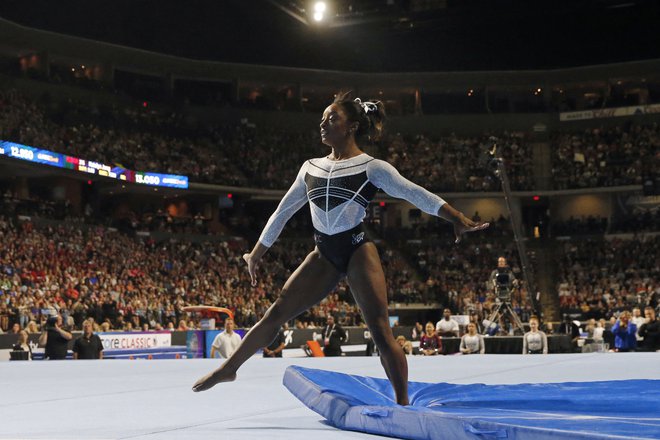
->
left=528, top=239, right=561, bottom=322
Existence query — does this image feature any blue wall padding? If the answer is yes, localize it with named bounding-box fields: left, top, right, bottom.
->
left=283, top=366, right=660, bottom=440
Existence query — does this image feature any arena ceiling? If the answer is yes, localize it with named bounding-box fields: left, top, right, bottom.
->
left=0, top=0, right=658, bottom=72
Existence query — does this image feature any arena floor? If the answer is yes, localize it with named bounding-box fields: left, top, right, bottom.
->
left=1, top=353, right=658, bottom=440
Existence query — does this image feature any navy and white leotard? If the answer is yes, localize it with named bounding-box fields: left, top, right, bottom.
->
left=258, top=153, right=446, bottom=247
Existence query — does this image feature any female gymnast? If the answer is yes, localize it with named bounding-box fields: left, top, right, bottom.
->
left=193, top=91, right=489, bottom=405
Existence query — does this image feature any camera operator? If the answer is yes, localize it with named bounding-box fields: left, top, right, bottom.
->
left=38, top=314, right=73, bottom=360
left=489, top=257, right=517, bottom=298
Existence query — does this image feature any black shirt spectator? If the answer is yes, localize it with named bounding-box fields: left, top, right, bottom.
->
left=638, top=307, right=660, bottom=352
left=73, top=320, right=104, bottom=360
left=73, top=334, right=104, bottom=359
left=263, top=326, right=286, bottom=358
left=39, top=315, right=72, bottom=360
left=322, top=316, right=346, bottom=357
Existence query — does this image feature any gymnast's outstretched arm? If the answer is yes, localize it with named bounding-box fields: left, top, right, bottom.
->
left=244, top=162, right=309, bottom=286
left=367, top=159, right=489, bottom=242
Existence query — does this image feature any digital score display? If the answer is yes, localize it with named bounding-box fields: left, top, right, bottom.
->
left=0, top=141, right=188, bottom=189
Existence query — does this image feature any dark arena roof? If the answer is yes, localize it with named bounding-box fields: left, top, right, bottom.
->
left=0, top=0, right=659, bottom=72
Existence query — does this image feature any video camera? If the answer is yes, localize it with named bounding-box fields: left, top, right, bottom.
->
left=45, top=316, right=58, bottom=330
left=493, top=268, right=513, bottom=300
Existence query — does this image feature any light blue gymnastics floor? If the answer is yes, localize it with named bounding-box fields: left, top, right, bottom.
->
left=0, top=353, right=658, bottom=439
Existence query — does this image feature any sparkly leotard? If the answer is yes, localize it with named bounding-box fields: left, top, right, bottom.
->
left=258, top=153, right=446, bottom=247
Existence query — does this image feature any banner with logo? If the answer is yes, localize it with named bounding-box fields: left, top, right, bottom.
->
left=614, top=191, right=660, bottom=215
left=99, top=331, right=172, bottom=351
left=560, top=103, right=660, bottom=122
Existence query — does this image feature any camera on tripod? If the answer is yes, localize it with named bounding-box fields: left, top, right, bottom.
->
left=493, top=269, right=513, bottom=300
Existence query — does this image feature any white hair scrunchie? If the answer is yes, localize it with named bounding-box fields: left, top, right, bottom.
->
left=354, top=98, right=379, bottom=115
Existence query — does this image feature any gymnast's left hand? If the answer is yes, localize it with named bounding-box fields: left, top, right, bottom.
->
left=453, top=214, right=489, bottom=244
left=243, top=253, right=260, bottom=287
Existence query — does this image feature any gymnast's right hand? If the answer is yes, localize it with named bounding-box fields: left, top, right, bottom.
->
left=243, top=253, right=259, bottom=287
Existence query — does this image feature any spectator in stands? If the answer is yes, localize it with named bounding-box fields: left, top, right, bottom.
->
left=38, top=314, right=72, bottom=360
left=558, top=315, right=581, bottom=352
left=603, top=317, right=616, bottom=349
left=262, top=324, right=287, bottom=358
left=26, top=321, right=39, bottom=334
left=192, top=92, right=488, bottom=407
left=396, top=335, right=413, bottom=355
left=460, top=323, right=485, bottom=354
left=611, top=311, right=637, bottom=352
left=585, top=319, right=596, bottom=338
left=73, top=320, right=104, bottom=360
left=522, top=317, right=548, bottom=354
left=436, top=308, right=459, bottom=337
left=544, top=322, right=554, bottom=335
left=420, top=322, right=443, bottom=356
left=411, top=322, right=424, bottom=341
left=210, top=318, right=242, bottom=359
left=468, top=312, right=484, bottom=335
left=12, top=330, right=32, bottom=360
left=593, top=319, right=606, bottom=344
left=638, top=307, right=659, bottom=352
left=322, top=315, right=346, bottom=357
left=631, top=307, right=646, bottom=343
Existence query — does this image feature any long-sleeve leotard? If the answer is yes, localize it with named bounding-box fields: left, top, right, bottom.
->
left=258, top=153, right=446, bottom=247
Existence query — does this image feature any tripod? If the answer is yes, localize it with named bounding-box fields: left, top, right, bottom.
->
left=484, top=290, right=526, bottom=335
left=486, top=139, right=542, bottom=317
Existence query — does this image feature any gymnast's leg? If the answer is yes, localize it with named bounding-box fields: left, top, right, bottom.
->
left=193, top=249, right=341, bottom=392
left=346, top=243, right=409, bottom=405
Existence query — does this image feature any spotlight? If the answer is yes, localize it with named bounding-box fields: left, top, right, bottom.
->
left=313, top=11, right=324, bottom=21
left=314, top=1, right=326, bottom=13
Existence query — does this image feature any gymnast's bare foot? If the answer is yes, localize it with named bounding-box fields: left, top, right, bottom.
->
left=192, top=369, right=237, bottom=392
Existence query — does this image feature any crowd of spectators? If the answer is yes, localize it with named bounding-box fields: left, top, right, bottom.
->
left=1, top=89, right=537, bottom=192
left=552, top=215, right=608, bottom=236
left=385, top=131, right=534, bottom=192
left=552, top=124, right=659, bottom=190
left=380, top=218, right=536, bottom=329
left=0, top=90, right=246, bottom=185
left=557, top=236, right=659, bottom=320
left=0, top=215, right=371, bottom=334
left=382, top=213, right=513, bottom=241
left=0, top=190, right=215, bottom=236
left=409, top=240, right=534, bottom=324
left=378, top=214, right=532, bottom=324
left=552, top=211, right=660, bottom=236
left=7, top=89, right=660, bottom=194
left=610, top=210, right=660, bottom=234
left=0, top=196, right=541, bottom=337
left=2, top=88, right=660, bottom=343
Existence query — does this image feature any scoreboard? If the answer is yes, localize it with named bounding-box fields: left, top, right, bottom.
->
left=0, top=141, right=188, bottom=189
